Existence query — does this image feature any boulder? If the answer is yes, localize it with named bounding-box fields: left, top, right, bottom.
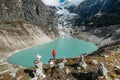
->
left=49, top=61, right=55, bottom=68
left=91, top=59, right=98, bottom=65
left=58, top=62, right=64, bottom=69
left=97, top=63, right=108, bottom=79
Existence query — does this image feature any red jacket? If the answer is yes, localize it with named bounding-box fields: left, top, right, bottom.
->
left=52, top=49, right=56, bottom=56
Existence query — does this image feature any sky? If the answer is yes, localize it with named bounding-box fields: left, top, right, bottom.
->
left=41, top=0, right=85, bottom=6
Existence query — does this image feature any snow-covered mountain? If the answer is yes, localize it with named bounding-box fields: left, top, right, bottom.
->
left=42, top=0, right=120, bottom=27
left=41, top=0, right=85, bottom=37
left=41, top=0, right=85, bottom=28
left=44, top=0, right=120, bottom=46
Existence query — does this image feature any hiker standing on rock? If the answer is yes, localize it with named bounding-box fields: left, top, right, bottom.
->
left=52, top=49, right=56, bottom=59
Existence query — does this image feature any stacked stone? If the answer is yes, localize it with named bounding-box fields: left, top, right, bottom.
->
left=33, top=54, right=46, bottom=80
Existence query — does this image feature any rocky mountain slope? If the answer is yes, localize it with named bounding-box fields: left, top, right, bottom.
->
left=0, top=0, right=120, bottom=80
left=0, top=23, right=53, bottom=61
left=44, top=0, right=120, bottom=47
left=71, top=0, right=120, bottom=26
left=0, top=0, right=57, bottom=33
left=63, top=0, right=120, bottom=46
left=0, top=0, right=58, bottom=61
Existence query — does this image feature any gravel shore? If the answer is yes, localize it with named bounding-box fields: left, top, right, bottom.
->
left=73, top=32, right=116, bottom=47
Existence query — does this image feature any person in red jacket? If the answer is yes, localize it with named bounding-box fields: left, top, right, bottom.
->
left=52, top=49, right=56, bottom=59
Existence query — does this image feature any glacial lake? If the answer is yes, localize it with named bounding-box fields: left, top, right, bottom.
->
left=7, top=38, right=98, bottom=68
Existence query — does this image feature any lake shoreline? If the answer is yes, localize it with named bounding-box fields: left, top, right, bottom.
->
left=0, top=39, right=52, bottom=72
left=0, top=34, right=101, bottom=65
left=7, top=37, right=98, bottom=68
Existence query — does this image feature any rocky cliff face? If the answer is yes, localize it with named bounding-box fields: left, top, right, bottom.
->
left=0, top=23, right=52, bottom=52
left=71, top=0, right=120, bottom=26
left=64, top=0, right=120, bottom=46
left=0, top=0, right=58, bottom=60
left=0, top=0, right=51, bottom=25
left=0, top=23, right=53, bottom=61
left=0, top=0, right=57, bottom=36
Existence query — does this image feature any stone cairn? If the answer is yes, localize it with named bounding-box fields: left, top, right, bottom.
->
left=33, top=54, right=46, bottom=80
left=78, top=55, right=87, bottom=69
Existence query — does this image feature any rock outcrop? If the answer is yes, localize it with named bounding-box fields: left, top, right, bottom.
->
left=0, top=0, right=58, bottom=61
left=0, top=23, right=52, bottom=61
left=71, top=0, right=120, bottom=27
left=64, top=0, right=120, bottom=46
left=0, top=0, right=57, bottom=37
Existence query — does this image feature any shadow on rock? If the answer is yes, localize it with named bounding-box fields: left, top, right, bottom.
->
left=72, top=72, right=97, bottom=80
left=24, top=69, right=34, bottom=78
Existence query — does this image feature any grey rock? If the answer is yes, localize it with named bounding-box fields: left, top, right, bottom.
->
left=97, top=62, right=108, bottom=78
left=0, top=0, right=57, bottom=37
left=91, top=59, right=98, bottom=65
left=58, top=62, right=64, bottom=69
left=78, top=55, right=87, bottom=69
left=0, top=0, right=58, bottom=58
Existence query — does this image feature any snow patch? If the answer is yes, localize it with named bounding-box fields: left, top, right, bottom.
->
left=67, top=0, right=85, bottom=6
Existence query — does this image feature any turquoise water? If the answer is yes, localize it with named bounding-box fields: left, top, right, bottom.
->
left=7, top=38, right=98, bottom=68
left=60, top=0, right=65, bottom=2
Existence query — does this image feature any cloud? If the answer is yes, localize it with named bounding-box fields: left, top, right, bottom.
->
left=41, top=0, right=85, bottom=6
left=41, top=0, right=61, bottom=6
